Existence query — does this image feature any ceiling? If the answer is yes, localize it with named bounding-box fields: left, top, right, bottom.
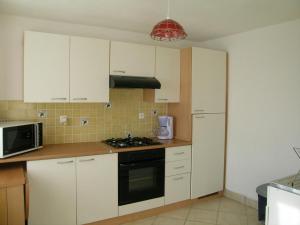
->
left=0, top=0, right=299, bottom=42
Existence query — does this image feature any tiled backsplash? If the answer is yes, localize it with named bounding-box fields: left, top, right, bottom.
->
left=0, top=89, right=167, bottom=145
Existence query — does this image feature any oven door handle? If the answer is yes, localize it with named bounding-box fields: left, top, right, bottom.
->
left=119, top=159, right=164, bottom=168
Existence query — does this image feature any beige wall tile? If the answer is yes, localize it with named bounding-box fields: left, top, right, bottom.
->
left=0, top=89, right=168, bottom=144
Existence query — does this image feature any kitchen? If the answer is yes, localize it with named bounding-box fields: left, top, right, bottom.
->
left=0, top=1, right=300, bottom=225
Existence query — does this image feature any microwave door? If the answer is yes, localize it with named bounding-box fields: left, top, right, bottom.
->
left=3, top=124, right=36, bottom=156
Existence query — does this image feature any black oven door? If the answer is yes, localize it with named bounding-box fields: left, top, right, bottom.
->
left=119, top=158, right=165, bottom=206
left=3, top=124, right=36, bottom=156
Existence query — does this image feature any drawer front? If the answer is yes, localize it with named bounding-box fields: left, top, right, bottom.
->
left=166, top=146, right=191, bottom=162
left=165, top=160, right=191, bottom=176
left=165, top=173, right=191, bottom=205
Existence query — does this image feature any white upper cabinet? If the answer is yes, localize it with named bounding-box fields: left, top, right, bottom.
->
left=24, top=31, right=70, bottom=103
left=110, top=41, right=155, bottom=77
left=192, top=47, right=226, bottom=113
left=70, top=36, right=109, bottom=103
left=24, top=31, right=110, bottom=103
left=154, top=47, right=180, bottom=103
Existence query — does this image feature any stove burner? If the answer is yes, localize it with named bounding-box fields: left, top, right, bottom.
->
left=104, top=137, right=161, bottom=148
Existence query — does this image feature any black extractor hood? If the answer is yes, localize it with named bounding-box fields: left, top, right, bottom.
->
left=109, top=75, right=161, bottom=89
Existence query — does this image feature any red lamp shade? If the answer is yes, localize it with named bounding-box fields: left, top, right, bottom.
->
left=150, top=19, right=187, bottom=41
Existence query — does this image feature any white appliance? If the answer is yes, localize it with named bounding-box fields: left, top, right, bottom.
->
left=157, top=116, right=173, bottom=140
left=0, top=121, right=43, bottom=158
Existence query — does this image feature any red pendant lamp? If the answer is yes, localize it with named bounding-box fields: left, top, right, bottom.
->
left=150, top=0, right=187, bottom=41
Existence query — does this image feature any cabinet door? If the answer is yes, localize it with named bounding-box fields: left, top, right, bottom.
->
left=266, top=186, right=300, bottom=225
left=165, top=146, right=191, bottom=162
left=165, top=173, right=191, bottom=205
left=191, top=114, right=225, bottom=198
left=24, top=31, right=70, bottom=103
left=76, top=154, right=118, bottom=224
left=110, top=41, right=155, bottom=77
left=70, top=36, right=109, bottom=103
left=27, top=158, right=76, bottom=225
left=192, top=47, right=226, bottom=113
left=155, top=47, right=180, bottom=103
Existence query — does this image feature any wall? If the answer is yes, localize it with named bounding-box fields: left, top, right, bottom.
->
left=201, top=19, right=300, bottom=200
left=0, top=13, right=200, bottom=100
left=0, top=89, right=167, bottom=144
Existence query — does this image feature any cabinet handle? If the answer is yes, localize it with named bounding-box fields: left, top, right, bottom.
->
left=73, top=98, right=88, bottom=101
left=173, top=176, right=184, bottom=181
left=194, top=109, right=205, bottom=112
left=113, top=70, right=126, bottom=74
left=195, top=116, right=205, bottom=119
left=174, top=166, right=184, bottom=170
left=79, top=158, right=95, bottom=162
left=57, top=160, right=74, bottom=164
left=51, top=97, right=67, bottom=101
left=174, top=152, right=185, bottom=155
left=158, top=98, right=168, bottom=101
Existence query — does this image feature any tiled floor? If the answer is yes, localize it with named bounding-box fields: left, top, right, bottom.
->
left=122, top=197, right=262, bottom=225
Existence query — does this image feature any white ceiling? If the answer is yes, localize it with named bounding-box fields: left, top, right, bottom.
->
left=0, top=0, right=299, bottom=42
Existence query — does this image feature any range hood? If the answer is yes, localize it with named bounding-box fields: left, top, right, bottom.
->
left=109, top=75, right=161, bottom=89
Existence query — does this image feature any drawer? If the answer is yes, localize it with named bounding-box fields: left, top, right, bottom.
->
left=165, top=160, right=191, bottom=176
left=166, top=146, right=191, bottom=162
left=165, top=173, right=191, bottom=205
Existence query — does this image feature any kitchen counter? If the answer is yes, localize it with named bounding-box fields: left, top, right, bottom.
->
left=269, top=173, right=300, bottom=196
left=0, top=139, right=192, bottom=164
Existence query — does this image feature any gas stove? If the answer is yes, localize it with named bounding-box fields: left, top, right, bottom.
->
left=104, top=137, right=161, bottom=148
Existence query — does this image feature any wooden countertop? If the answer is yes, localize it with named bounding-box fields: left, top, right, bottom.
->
left=0, top=165, right=26, bottom=187
left=0, top=139, right=191, bottom=164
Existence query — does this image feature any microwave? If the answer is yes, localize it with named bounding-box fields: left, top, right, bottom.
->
left=0, top=121, right=43, bottom=158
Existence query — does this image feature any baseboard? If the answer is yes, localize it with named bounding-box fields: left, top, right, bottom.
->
left=118, top=197, right=165, bottom=216
left=224, top=189, right=258, bottom=209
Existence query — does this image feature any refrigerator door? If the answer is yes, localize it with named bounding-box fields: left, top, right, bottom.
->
left=191, top=113, right=225, bottom=198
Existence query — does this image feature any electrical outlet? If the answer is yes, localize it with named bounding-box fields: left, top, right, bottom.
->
left=80, top=117, right=89, bottom=126
left=37, top=110, right=48, bottom=118
left=105, top=102, right=112, bottom=109
left=151, top=109, right=158, bottom=116
left=59, top=115, right=68, bottom=124
left=139, top=112, right=145, bottom=120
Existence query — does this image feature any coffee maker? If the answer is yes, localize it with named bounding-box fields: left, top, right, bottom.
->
left=157, top=116, right=173, bottom=140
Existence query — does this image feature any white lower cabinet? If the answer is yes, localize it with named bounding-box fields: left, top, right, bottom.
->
left=27, top=158, right=77, bottom=225
left=165, top=159, right=191, bottom=177
left=27, top=154, right=118, bottom=225
left=165, top=146, right=191, bottom=205
left=165, top=173, right=191, bottom=205
left=76, top=154, right=118, bottom=224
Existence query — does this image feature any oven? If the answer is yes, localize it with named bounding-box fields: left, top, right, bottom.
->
left=118, top=148, right=165, bottom=206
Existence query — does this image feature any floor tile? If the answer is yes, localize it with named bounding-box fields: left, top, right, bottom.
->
left=246, top=206, right=258, bottom=216
left=217, top=212, right=247, bottom=225
left=185, top=221, right=217, bottom=225
left=121, top=197, right=258, bottom=225
left=159, top=207, right=190, bottom=220
left=122, top=216, right=157, bottom=225
left=192, top=198, right=220, bottom=211
left=188, top=208, right=218, bottom=224
left=219, top=198, right=246, bottom=214
left=154, top=217, right=185, bottom=225
left=247, top=215, right=262, bottom=225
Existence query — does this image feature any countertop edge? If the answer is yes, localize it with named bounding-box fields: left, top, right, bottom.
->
left=269, top=181, right=300, bottom=196
left=0, top=139, right=192, bottom=164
